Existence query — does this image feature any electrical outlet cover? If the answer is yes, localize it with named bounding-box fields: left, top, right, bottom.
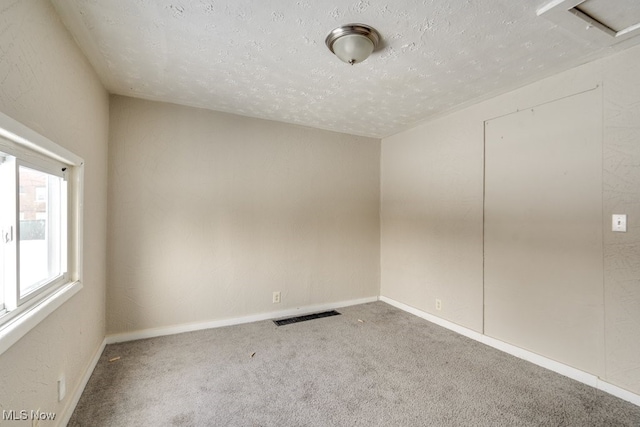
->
left=612, top=214, right=627, bottom=232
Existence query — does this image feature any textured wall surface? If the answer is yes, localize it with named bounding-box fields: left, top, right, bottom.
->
left=380, top=56, right=602, bottom=333
left=484, top=89, right=604, bottom=375
left=381, top=44, right=640, bottom=394
left=0, top=0, right=109, bottom=422
left=603, top=50, right=640, bottom=392
left=107, top=96, right=380, bottom=334
left=381, top=115, right=484, bottom=331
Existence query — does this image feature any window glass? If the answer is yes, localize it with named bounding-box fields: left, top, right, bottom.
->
left=17, top=165, right=67, bottom=297
left=0, top=115, right=83, bottom=354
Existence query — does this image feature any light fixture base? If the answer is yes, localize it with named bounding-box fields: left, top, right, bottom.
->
left=325, top=23, right=381, bottom=65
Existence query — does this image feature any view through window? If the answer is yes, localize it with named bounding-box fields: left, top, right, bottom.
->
left=0, top=146, right=70, bottom=316
left=17, top=165, right=67, bottom=297
left=0, top=115, right=83, bottom=355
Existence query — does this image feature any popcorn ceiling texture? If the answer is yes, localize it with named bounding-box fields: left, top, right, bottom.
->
left=51, top=0, right=640, bottom=138
left=0, top=2, right=638, bottom=422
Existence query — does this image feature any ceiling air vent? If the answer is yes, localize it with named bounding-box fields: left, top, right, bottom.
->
left=538, top=0, right=640, bottom=45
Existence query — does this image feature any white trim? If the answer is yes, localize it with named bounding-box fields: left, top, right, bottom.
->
left=0, top=281, right=82, bottom=356
left=0, top=112, right=85, bottom=356
left=59, top=338, right=106, bottom=427
left=379, top=295, right=640, bottom=407
left=69, top=162, right=84, bottom=283
left=0, top=112, right=82, bottom=166
left=106, top=296, right=378, bottom=344
left=598, top=380, right=640, bottom=407
left=537, top=0, right=640, bottom=46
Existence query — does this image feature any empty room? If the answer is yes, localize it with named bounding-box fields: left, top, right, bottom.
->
left=1, top=0, right=640, bottom=425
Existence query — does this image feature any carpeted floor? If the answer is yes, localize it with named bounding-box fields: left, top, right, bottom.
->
left=70, top=302, right=640, bottom=426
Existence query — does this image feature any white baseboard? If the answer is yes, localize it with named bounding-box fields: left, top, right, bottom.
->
left=106, top=296, right=379, bottom=344
left=379, top=295, right=640, bottom=407
left=59, top=337, right=106, bottom=426
left=68, top=295, right=639, bottom=422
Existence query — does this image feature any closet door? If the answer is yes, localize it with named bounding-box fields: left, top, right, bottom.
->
left=484, top=88, right=603, bottom=374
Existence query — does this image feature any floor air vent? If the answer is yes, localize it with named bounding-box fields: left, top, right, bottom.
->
left=273, top=310, right=341, bottom=326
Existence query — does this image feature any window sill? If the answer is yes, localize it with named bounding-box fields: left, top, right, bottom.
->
left=0, top=280, right=82, bottom=356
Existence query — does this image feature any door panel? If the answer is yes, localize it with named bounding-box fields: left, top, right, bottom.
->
left=484, top=88, right=603, bottom=374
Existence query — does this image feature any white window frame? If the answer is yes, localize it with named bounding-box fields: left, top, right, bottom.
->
left=15, top=159, right=68, bottom=304
left=0, top=112, right=83, bottom=356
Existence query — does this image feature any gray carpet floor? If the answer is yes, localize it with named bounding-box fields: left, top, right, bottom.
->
left=70, top=302, right=640, bottom=426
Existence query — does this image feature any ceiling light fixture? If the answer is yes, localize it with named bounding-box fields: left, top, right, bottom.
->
left=325, top=23, right=381, bottom=65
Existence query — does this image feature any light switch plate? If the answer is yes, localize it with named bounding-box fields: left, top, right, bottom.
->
left=612, top=214, right=627, bottom=232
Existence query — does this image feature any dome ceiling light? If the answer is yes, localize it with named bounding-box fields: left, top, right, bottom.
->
left=325, top=23, right=381, bottom=65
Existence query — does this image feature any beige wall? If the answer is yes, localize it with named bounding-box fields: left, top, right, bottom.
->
left=603, top=51, right=640, bottom=393
left=107, top=96, right=380, bottom=334
left=1, top=0, right=638, bottom=415
left=0, top=0, right=109, bottom=421
left=484, top=88, right=604, bottom=375
left=381, top=108, right=485, bottom=331
left=381, top=44, right=640, bottom=394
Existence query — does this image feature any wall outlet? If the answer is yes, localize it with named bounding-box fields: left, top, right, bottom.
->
left=58, top=375, right=66, bottom=401
left=435, top=299, right=442, bottom=311
left=272, top=291, right=281, bottom=304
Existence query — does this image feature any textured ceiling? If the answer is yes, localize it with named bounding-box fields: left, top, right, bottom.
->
left=52, top=0, right=640, bottom=138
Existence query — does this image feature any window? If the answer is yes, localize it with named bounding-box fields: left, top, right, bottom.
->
left=0, top=112, right=83, bottom=355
